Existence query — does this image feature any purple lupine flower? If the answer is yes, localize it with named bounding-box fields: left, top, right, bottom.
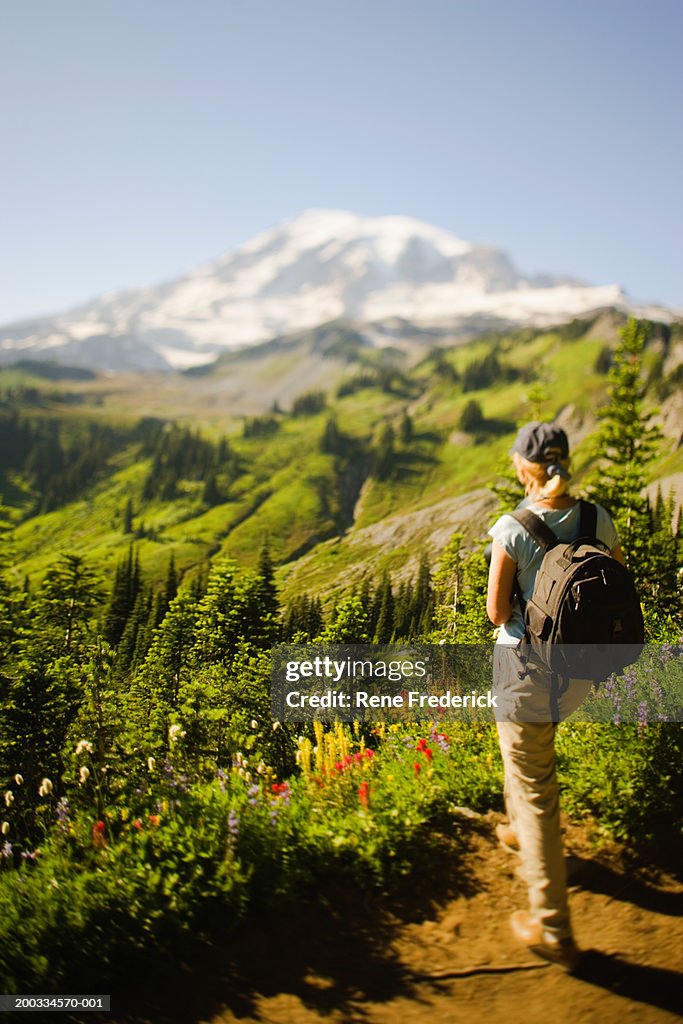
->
left=227, top=810, right=240, bottom=841
left=431, top=729, right=450, bottom=754
left=660, top=643, right=675, bottom=665
left=247, top=784, right=260, bottom=807
left=269, top=806, right=280, bottom=824
left=623, top=669, right=638, bottom=701
left=216, top=767, right=229, bottom=792
left=55, top=797, right=71, bottom=835
left=637, top=701, right=648, bottom=734
left=1, top=841, right=12, bottom=860
left=603, top=674, right=618, bottom=701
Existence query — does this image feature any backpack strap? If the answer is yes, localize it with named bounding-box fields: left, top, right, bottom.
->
left=508, top=509, right=559, bottom=553
left=578, top=499, right=597, bottom=540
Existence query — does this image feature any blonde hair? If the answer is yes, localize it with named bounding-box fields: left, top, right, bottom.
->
left=512, top=451, right=571, bottom=499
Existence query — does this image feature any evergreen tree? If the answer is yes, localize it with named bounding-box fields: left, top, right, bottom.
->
left=374, top=424, right=396, bottom=481
left=122, top=497, right=134, bottom=534
left=37, top=554, right=104, bottom=654
left=399, top=410, right=414, bottom=444
left=459, top=399, right=484, bottom=432
left=586, top=318, right=680, bottom=632
left=373, top=573, right=395, bottom=643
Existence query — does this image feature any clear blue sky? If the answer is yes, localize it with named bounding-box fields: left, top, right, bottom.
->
left=1, top=0, right=681, bottom=324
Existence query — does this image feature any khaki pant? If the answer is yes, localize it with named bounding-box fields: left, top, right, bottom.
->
left=494, top=644, right=592, bottom=939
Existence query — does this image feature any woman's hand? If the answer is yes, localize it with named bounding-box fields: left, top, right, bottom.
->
left=486, top=540, right=517, bottom=626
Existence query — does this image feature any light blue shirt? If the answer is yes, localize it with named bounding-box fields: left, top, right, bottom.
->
left=488, top=501, right=619, bottom=644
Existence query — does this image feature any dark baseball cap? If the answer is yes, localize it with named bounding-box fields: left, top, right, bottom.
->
left=511, top=422, right=570, bottom=464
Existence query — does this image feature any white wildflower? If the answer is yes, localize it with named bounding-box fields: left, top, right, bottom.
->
left=13, top=774, right=23, bottom=786
left=272, top=721, right=281, bottom=731
left=1, top=822, right=9, bottom=836
left=250, top=719, right=258, bottom=730
left=39, top=778, right=53, bottom=797
left=235, top=752, right=243, bottom=767
left=147, top=757, right=156, bottom=771
left=244, top=772, right=252, bottom=784
left=79, top=766, right=90, bottom=784
left=4, top=791, right=14, bottom=807
left=75, top=740, right=93, bottom=756
left=257, top=762, right=266, bottom=775
left=168, top=724, right=185, bottom=743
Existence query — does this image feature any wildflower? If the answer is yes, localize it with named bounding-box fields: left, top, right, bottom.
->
left=271, top=781, right=291, bottom=805
left=13, top=774, right=23, bottom=786
left=272, top=721, right=281, bottom=731
left=424, top=748, right=433, bottom=762
left=147, top=757, right=156, bottom=771
left=334, top=761, right=344, bottom=773
left=1, top=822, right=9, bottom=836
left=416, top=739, right=429, bottom=752
left=149, top=814, right=160, bottom=827
left=21, top=849, right=41, bottom=861
left=1, top=841, right=12, bottom=860
left=234, top=752, right=243, bottom=767
left=250, top=719, right=259, bottom=730
left=79, top=766, right=90, bottom=784
left=358, top=782, right=370, bottom=807
left=413, top=762, right=421, bottom=776
left=344, top=754, right=353, bottom=766
left=637, top=701, right=648, bottom=734
left=92, top=821, right=106, bottom=850
left=38, top=778, right=53, bottom=798
left=227, top=809, right=240, bottom=840
left=55, top=798, right=70, bottom=834
left=168, top=724, right=185, bottom=743
left=257, top=762, right=266, bottom=775
left=364, top=749, right=374, bottom=760
left=4, top=791, right=14, bottom=807
left=354, top=752, right=363, bottom=764
left=133, top=819, right=143, bottom=831
left=75, top=740, right=93, bottom=756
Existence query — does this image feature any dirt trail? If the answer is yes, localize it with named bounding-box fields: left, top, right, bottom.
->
left=113, top=816, right=683, bottom=1024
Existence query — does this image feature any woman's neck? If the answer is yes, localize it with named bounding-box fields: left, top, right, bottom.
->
left=527, top=492, right=576, bottom=509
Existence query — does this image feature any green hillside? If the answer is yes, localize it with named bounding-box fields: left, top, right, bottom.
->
left=2, top=313, right=682, bottom=606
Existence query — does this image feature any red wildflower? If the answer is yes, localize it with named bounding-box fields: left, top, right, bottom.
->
left=424, top=748, right=433, bottom=762
left=334, top=761, right=344, bottom=773
left=149, top=814, right=160, bottom=827
left=354, top=752, right=363, bottom=764
left=413, top=762, right=421, bottom=776
left=416, top=739, right=429, bottom=752
left=364, top=749, right=374, bottom=760
left=358, top=782, right=370, bottom=807
left=133, top=818, right=143, bottom=830
left=92, top=821, right=106, bottom=849
left=344, top=754, right=353, bottom=766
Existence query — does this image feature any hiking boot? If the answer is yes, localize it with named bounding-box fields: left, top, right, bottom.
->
left=495, top=823, right=520, bottom=854
left=510, top=911, right=581, bottom=972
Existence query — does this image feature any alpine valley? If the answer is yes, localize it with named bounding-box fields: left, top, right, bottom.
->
left=0, top=211, right=681, bottom=608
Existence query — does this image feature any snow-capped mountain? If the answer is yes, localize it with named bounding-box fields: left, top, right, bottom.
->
left=0, top=209, right=650, bottom=371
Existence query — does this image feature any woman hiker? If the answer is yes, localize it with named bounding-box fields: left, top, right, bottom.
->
left=486, top=421, right=623, bottom=970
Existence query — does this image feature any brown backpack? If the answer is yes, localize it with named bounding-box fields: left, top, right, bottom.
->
left=510, top=500, right=644, bottom=684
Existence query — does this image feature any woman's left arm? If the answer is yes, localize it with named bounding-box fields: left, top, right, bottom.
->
left=486, top=540, right=518, bottom=626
